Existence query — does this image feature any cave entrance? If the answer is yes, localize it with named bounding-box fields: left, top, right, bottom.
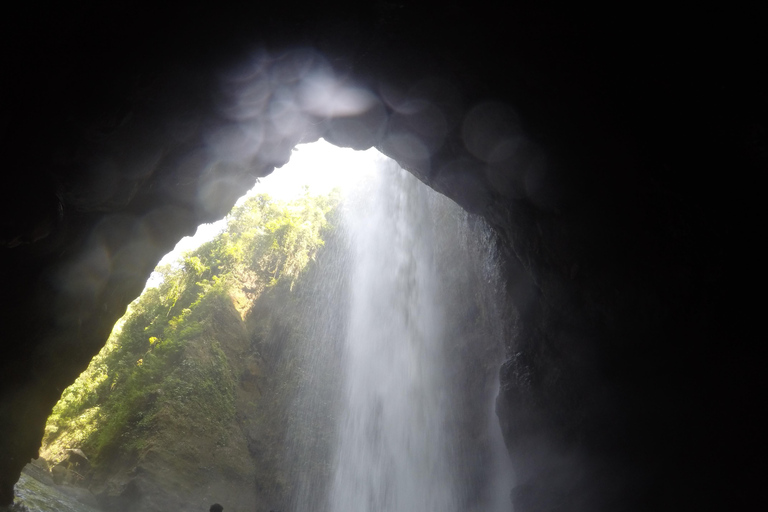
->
left=19, top=139, right=514, bottom=512
left=144, top=140, right=382, bottom=290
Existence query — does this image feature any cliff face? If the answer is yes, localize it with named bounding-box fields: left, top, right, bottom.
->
left=1, top=2, right=764, bottom=511
left=37, top=194, right=340, bottom=511
left=79, top=293, right=261, bottom=512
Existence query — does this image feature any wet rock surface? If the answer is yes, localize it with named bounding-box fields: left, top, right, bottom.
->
left=11, top=462, right=101, bottom=512
left=1, top=2, right=764, bottom=510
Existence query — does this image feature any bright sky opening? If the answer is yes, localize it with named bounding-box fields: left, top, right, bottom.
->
left=145, top=139, right=382, bottom=288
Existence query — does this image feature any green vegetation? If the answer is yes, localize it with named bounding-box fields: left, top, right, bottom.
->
left=41, top=190, right=340, bottom=468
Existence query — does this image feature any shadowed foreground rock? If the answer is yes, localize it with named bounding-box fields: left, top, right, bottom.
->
left=1, top=2, right=764, bottom=510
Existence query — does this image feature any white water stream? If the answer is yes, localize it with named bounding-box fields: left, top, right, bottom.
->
left=323, top=160, right=513, bottom=512
left=330, top=165, right=455, bottom=511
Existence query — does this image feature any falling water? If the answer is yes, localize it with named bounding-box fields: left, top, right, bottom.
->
left=299, top=157, right=514, bottom=512
left=330, top=163, right=455, bottom=511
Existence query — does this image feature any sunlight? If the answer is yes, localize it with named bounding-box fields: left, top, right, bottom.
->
left=145, top=139, right=381, bottom=288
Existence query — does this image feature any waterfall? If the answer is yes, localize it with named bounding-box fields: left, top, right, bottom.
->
left=309, top=157, right=513, bottom=512
left=330, top=162, right=455, bottom=511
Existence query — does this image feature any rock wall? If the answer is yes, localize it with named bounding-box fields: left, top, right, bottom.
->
left=1, top=2, right=764, bottom=510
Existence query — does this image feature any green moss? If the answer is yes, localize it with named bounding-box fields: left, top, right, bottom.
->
left=41, top=191, right=340, bottom=484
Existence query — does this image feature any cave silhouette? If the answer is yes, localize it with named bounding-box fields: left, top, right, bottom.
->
left=1, top=2, right=763, bottom=511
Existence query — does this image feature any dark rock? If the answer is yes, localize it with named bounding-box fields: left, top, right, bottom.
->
left=0, top=1, right=764, bottom=510
left=50, top=464, right=67, bottom=486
